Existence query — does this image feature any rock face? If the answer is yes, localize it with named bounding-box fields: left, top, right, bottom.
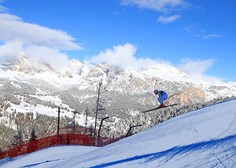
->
left=166, top=87, right=206, bottom=105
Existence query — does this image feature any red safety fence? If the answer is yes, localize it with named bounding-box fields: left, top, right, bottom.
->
left=0, top=134, right=120, bottom=160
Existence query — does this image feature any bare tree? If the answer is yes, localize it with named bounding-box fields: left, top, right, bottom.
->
left=85, top=106, right=89, bottom=127
left=94, top=80, right=103, bottom=138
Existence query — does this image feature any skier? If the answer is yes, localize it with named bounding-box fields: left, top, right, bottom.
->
left=154, top=89, right=168, bottom=108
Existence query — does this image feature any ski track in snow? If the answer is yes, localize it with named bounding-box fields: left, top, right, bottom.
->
left=217, top=114, right=236, bottom=139
left=20, top=159, right=62, bottom=168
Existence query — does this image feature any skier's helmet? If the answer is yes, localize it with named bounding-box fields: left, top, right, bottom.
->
left=154, top=89, right=158, bottom=95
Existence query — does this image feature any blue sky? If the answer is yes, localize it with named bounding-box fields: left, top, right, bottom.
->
left=0, top=0, right=235, bottom=82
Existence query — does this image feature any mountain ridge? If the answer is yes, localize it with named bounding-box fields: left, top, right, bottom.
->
left=0, top=53, right=235, bottom=148
left=1, top=53, right=236, bottom=115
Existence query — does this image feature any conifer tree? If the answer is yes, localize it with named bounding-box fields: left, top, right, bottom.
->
left=30, top=128, right=37, bottom=141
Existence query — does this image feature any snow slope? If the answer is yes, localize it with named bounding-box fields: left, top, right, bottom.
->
left=1, top=99, right=236, bottom=168
left=0, top=146, right=98, bottom=168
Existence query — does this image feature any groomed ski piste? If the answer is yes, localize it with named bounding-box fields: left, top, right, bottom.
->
left=1, top=99, right=236, bottom=168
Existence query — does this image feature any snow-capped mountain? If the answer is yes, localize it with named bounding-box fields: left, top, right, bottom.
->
left=3, top=53, right=236, bottom=99
left=0, top=53, right=236, bottom=148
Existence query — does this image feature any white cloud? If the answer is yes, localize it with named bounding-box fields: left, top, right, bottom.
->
left=0, top=11, right=82, bottom=70
left=0, top=13, right=82, bottom=50
left=203, top=34, right=224, bottom=40
left=185, top=24, right=224, bottom=40
left=89, top=44, right=224, bottom=83
left=0, top=0, right=8, bottom=12
left=0, top=39, right=23, bottom=60
left=0, top=5, right=7, bottom=12
left=0, top=39, right=71, bottom=70
left=121, top=0, right=187, bottom=13
left=89, top=43, right=171, bottom=70
left=179, top=58, right=222, bottom=82
left=158, top=15, right=181, bottom=23
left=23, top=45, right=71, bottom=70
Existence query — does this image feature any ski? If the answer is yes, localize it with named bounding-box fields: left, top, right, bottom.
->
left=141, top=104, right=178, bottom=113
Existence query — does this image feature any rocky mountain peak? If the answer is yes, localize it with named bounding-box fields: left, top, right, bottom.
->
left=0, top=53, right=235, bottom=103
left=0, top=52, right=55, bottom=75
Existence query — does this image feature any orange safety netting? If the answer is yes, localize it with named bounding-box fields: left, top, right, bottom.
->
left=0, top=134, right=98, bottom=159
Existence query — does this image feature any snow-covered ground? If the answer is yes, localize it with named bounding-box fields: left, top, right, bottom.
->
left=1, top=99, right=236, bottom=168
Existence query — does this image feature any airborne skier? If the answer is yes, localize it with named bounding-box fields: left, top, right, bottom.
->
left=141, top=90, right=176, bottom=113
left=154, top=89, right=168, bottom=108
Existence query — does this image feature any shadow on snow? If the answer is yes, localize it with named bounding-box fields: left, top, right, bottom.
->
left=91, top=134, right=236, bottom=168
